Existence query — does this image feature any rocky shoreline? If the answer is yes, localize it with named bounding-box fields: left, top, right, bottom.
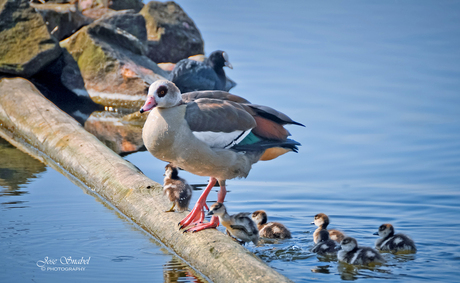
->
left=1, top=0, right=204, bottom=109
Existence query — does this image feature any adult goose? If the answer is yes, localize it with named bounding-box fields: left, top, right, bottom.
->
left=140, top=80, right=303, bottom=232
left=169, top=50, right=235, bottom=93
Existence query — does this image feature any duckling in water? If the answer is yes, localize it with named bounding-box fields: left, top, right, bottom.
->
left=311, top=213, right=345, bottom=243
left=207, top=202, right=259, bottom=245
left=163, top=164, right=192, bottom=212
left=311, top=229, right=339, bottom=256
left=374, top=223, right=416, bottom=253
left=252, top=210, right=291, bottom=239
left=338, top=237, right=385, bottom=266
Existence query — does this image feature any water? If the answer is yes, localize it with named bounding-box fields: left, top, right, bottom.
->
left=2, top=0, right=460, bottom=282
left=0, top=138, right=207, bottom=283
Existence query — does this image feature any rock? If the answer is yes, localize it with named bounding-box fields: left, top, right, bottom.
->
left=60, top=49, right=90, bottom=99
left=96, top=9, right=147, bottom=47
left=84, top=110, right=145, bottom=155
left=82, top=7, right=113, bottom=20
left=0, top=0, right=62, bottom=77
left=140, top=1, right=204, bottom=63
left=60, top=10, right=169, bottom=108
left=31, top=2, right=93, bottom=41
left=29, top=50, right=103, bottom=125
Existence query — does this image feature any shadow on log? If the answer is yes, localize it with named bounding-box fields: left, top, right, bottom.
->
left=0, top=77, right=292, bottom=283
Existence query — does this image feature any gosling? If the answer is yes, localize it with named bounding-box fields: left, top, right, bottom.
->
left=208, top=202, right=259, bottom=245
left=311, top=229, right=339, bottom=256
left=163, top=163, right=192, bottom=212
left=374, top=223, right=416, bottom=253
left=252, top=210, right=291, bottom=239
left=311, top=213, right=345, bottom=243
left=338, top=237, right=385, bottom=266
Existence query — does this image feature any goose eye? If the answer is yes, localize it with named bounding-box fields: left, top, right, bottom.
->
left=157, top=86, right=168, bottom=97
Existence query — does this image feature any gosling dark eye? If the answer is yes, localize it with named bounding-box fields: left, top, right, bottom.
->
left=157, top=86, right=168, bottom=97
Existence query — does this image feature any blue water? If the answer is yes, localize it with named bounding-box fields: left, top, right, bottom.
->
left=2, top=0, right=460, bottom=282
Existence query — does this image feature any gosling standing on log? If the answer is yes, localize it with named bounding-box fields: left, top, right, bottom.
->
left=208, top=202, right=259, bottom=245
left=163, top=163, right=192, bottom=212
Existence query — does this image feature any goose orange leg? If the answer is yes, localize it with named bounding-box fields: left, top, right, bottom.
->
left=179, top=177, right=217, bottom=230
left=180, top=178, right=227, bottom=233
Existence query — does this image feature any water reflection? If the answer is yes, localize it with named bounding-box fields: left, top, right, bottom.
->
left=163, top=257, right=207, bottom=283
left=0, top=137, right=45, bottom=198
left=83, top=110, right=145, bottom=155
left=311, top=264, right=331, bottom=274
left=340, top=262, right=396, bottom=280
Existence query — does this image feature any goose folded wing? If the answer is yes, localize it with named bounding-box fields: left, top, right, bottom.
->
left=182, top=91, right=251, bottom=104
left=185, top=99, right=257, bottom=148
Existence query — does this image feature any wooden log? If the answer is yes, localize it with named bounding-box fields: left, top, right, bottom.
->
left=0, top=77, right=292, bottom=283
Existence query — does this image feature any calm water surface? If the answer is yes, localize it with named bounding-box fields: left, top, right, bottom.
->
left=2, top=0, right=460, bottom=282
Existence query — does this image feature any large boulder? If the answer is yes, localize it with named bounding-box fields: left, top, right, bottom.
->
left=31, top=2, right=93, bottom=41
left=60, top=10, right=168, bottom=108
left=140, top=1, right=204, bottom=63
left=0, top=0, right=62, bottom=77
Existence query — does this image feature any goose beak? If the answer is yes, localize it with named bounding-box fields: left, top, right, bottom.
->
left=373, top=232, right=379, bottom=236
left=225, top=61, right=233, bottom=69
left=140, top=96, right=157, bottom=113
left=207, top=211, right=214, bottom=216
left=336, top=245, right=342, bottom=251
left=310, top=221, right=315, bottom=225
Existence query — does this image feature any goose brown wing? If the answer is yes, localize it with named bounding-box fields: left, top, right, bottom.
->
left=185, top=98, right=256, bottom=133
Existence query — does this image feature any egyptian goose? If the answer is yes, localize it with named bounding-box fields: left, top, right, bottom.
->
left=208, top=202, right=259, bottom=245
left=169, top=50, right=235, bottom=93
left=140, top=80, right=303, bottom=233
left=163, top=163, right=192, bottom=212
left=338, top=237, right=385, bottom=265
left=311, top=213, right=345, bottom=243
left=311, top=229, right=339, bottom=256
left=252, top=210, right=291, bottom=239
left=374, top=223, right=416, bottom=253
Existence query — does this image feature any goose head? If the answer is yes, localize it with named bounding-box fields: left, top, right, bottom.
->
left=140, top=80, right=182, bottom=113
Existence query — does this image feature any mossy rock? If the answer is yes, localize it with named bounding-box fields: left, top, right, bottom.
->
left=140, top=1, right=204, bottom=63
left=0, top=0, right=61, bottom=77
left=60, top=10, right=168, bottom=108
left=31, top=3, right=93, bottom=41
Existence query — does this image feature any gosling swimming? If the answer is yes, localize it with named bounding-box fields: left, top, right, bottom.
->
left=338, top=236, right=385, bottom=265
left=311, top=213, right=345, bottom=243
left=163, top=163, right=192, bottom=212
left=374, top=223, right=416, bottom=253
left=311, top=229, right=339, bottom=256
left=208, top=202, right=259, bottom=245
left=252, top=210, right=291, bottom=239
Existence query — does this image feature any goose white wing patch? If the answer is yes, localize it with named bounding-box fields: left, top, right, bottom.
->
left=193, top=130, right=250, bottom=149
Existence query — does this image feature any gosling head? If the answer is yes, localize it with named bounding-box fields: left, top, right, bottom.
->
left=311, top=213, right=330, bottom=228
left=164, top=163, right=179, bottom=179
left=252, top=210, right=268, bottom=226
left=339, top=237, right=358, bottom=252
left=373, top=223, right=395, bottom=238
left=207, top=202, right=227, bottom=217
